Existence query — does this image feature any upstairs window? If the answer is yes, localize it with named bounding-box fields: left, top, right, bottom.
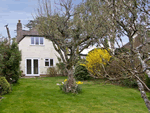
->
left=45, top=59, right=54, bottom=67
left=31, top=37, right=44, bottom=45
left=31, top=37, right=34, bottom=44
left=40, top=37, right=43, bottom=44
left=35, top=37, right=39, bottom=44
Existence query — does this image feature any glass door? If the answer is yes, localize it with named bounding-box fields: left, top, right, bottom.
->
left=26, top=58, right=39, bottom=76
left=27, top=59, right=32, bottom=74
left=33, top=59, right=38, bottom=74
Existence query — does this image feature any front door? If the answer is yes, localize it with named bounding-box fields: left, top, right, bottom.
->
left=26, top=58, right=39, bottom=76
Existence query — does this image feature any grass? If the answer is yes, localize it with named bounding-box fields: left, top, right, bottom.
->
left=0, top=77, right=148, bottom=113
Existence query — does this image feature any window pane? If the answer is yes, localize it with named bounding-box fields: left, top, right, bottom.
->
left=45, top=62, right=49, bottom=66
left=40, top=37, right=43, bottom=44
left=27, top=59, right=31, bottom=74
left=31, top=37, right=34, bottom=44
left=35, top=37, right=39, bottom=45
left=50, top=59, right=53, bottom=66
left=34, top=59, right=38, bottom=74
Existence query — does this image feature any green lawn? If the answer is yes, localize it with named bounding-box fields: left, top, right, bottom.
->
left=0, top=77, right=148, bottom=113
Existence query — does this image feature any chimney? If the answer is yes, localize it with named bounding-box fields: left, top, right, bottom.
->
left=17, top=20, right=22, bottom=42
left=17, top=20, right=22, bottom=31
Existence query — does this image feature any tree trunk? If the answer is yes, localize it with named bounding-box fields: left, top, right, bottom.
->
left=65, top=68, right=76, bottom=93
left=137, top=80, right=150, bottom=112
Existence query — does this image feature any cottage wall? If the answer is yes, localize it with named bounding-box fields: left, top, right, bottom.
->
left=18, top=36, right=60, bottom=76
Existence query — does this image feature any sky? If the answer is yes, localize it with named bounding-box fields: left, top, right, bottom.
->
left=0, top=0, right=129, bottom=53
left=0, top=0, right=82, bottom=38
left=0, top=0, right=38, bottom=38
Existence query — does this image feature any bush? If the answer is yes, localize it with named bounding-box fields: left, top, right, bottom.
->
left=0, top=40, right=22, bottom=83
left=56, top=57, right=67, bottom=76
left=47, top=67, right=57, bottom=77
left=105, top=57, right=138, bottom=88
left=121, top=79, right=138, bottom=88
left=105, top=57, right=131, bottom=77
left=0, top=77, right=11, bottom=95
left=74, top=64, right=90, bottom=81
left=82, top=48, right=111, bottom=76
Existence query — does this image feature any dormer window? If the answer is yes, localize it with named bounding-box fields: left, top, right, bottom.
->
left=31, top=37, right=44, bottom=45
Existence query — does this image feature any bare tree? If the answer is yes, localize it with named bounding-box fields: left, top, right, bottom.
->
left=80, top=0, right=150, bottom=111
left=33, top=0, right=150, bottom=110
left=33, top=0, right=102, bottom=93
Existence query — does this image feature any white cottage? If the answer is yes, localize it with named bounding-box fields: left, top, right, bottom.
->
left=16, top=20, right=60, bottom=77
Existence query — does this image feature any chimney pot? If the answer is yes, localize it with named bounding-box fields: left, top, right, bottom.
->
left=18, top=20, right=21, bottom=23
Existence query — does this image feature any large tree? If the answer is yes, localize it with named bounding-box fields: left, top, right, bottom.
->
left=33, top=0, right=108, bottom=93
left=33, top=0, right=150, bottom=110
left=105, top=1, right=150, bottom=110
left=80, top=0, right=150, bottom=111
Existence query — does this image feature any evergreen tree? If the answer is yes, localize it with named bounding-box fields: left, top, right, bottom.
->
left=0, top=39, right=22, bottom=83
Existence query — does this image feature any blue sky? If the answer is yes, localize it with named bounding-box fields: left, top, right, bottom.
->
left=0, top=0, right=128, bottom=49
left=0, top=0, right=81, bottom=38
left=0, top=0, right=40, bottom=38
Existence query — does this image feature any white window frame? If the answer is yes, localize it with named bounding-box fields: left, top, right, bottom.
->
left=25, top=58, right=40, bottom=76
left=44, top=58, right=54, bottom=67
left=45, top=58, right=50, bottom=67
left=30, top=37, right=44, bottom=45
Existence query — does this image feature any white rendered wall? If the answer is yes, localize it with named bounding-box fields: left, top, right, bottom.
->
left=18, top=36, right=60, bottom=75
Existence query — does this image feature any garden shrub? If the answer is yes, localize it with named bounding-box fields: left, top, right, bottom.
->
left=105, top=57, right=138, bottom=87
left=81, top=48, right=111, bottom=77
left=56, top=57, right=67, bottom=76
left=47, top=67, right=57, bottom=77
left=74, top=64, right=90, bottom=81
left=105, top=57, right=131, bottom=77
left=105, top=57, right=140, bottom=88
left=121, top=79, right=138, bottom=88
left=0, top=40, right=22, bottom=83
left=0, top=77, right=11, bottom=95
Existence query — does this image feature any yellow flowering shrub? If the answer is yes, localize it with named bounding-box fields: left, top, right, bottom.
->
left=81, top=48, right=111, bottom=76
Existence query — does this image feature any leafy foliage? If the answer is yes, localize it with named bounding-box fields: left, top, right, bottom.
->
left=82, top=48, right=111, bottom=76
left=121, top=79, right=138, bottom=88
left=0, top=77, right=11, bottom=95
left=74, top=64, right=90, bottom=81
left=56, top=57, right=67, bottom=76
left=0, top=40, right=22, bottom=83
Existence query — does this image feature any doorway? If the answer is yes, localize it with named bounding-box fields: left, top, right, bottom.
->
left=26, top=58, right=39, bottom=76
